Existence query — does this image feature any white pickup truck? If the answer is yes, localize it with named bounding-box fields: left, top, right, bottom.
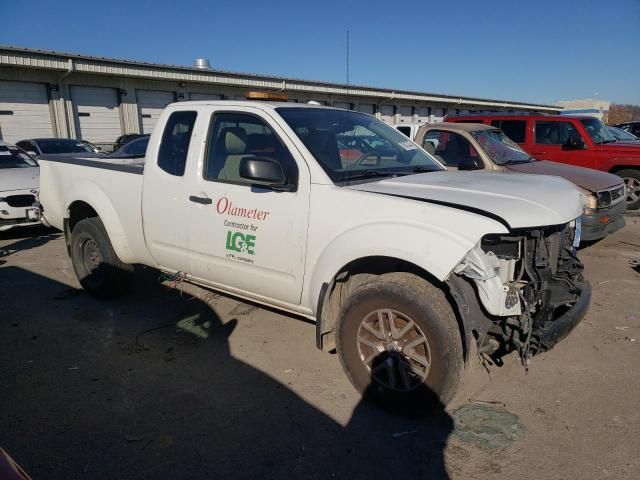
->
left=38, top=100, right=591, bottom=406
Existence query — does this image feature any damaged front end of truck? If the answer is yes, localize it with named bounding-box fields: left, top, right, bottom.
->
left=447, top=220, right=591, bottom=366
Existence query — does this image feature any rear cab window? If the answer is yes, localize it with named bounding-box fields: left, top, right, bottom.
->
left=490, top=120, right=526, bottom=144
left=396, top=126, right=412, bottom=137
left=157, top=111, right=197, bottom=176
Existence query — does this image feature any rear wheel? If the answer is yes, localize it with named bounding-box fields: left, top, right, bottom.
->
left=70, top=217, right=133, bottom=298
left=617, top=169, right=640, bottom=210
left=336, top=272, right=463, bottom=409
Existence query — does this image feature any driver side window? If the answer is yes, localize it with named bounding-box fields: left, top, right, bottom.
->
left=424, top=130, right=480, bottom=167
left=535, top=121, right=582, bottom=145
left=203, top=112, right=298, bottom=187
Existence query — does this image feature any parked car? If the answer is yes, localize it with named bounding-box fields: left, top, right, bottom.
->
left=416, top=122, right=626, bottom=242
left=16, top=138, right=99, bottom=158
left=109, top=135, right=150, bottom=159
left=0, top=141, right=40, bottom=231
left=446, top=113, right=640, bottom=209
left=392, top=123, right=427, bottom=139
left=37, top=100, right=590, bottom=406
left=615, top=121, right=640, bottom=138
left=114, top=134, right=146, bottom=152
left=608, top=126, right=640, bottom=144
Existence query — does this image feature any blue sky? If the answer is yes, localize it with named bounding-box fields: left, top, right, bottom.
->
left=1, top=0, right=639, bottom=105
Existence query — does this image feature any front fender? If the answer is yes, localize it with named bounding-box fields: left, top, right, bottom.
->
left=305, top=217, right=508, bottom=314
left=64, top=180, right=135, bottom=263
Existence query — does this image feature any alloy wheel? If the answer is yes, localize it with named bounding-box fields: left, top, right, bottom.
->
left=624, top=176, right=640, bottom=204
left=356, top=309, right=431, bottom=392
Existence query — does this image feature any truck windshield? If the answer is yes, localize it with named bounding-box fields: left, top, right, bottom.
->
left=580, top=118, right=616, bottom=144
left=0, top=146, right=38, bottom=169
left=277, top=108, right=442, bottom=183
left=471, top=129, right=533, bottom=165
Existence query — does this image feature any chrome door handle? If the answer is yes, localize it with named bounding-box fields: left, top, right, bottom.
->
left=189, top=195, right=212, bottom=205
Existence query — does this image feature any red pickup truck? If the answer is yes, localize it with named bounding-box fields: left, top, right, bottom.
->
left=446, top=114, right=640, bottom=210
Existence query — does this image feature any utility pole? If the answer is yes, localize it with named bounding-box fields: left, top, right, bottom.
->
left=346, top=30, right=350, bottom=85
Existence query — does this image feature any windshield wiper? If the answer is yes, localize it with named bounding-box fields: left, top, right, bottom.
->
left=343, top=166, right=436, bottom=183
left=595, top=139, right=617, bottom=144
left=502, top=158, right=533, bottom=165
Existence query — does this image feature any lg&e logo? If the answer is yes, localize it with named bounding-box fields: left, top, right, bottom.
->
left=226, top=231, right=256, bottom=255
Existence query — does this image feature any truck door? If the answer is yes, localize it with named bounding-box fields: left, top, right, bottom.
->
left=531, top=120, right=595, bottom=168
left=142, top=109, right=199, bottom=272
left=187, top=108, right=310, bottom=305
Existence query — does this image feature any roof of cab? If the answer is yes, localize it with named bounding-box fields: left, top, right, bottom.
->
left=448, top=113, right=595, bottom=121
left=425, top=122, right=497, bottom=132
left=165, top=100, right=340, bottom=110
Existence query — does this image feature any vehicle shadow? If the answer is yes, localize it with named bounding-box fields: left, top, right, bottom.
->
left=0, top=267, right=453, bottom=480
left=0, top=226, right=60, bottom=264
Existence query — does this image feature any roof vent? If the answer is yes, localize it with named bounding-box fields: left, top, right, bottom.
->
left=193, top=58, right=212, bottom=70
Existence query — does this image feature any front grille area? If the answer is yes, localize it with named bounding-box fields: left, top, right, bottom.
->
left=481, top=224, right=584, bottom=356
left=4, top=194, right=35, bottom=208
left=598, top=185, right=626, bottom=207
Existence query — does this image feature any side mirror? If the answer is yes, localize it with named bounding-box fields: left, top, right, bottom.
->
left=457, top=157, right=483, bottom=171
left=240, top=157, right=292, bottom=191
left=564, top=137, right=584, bottom=149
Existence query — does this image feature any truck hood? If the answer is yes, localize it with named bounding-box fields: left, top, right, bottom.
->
left=346, top=171, right=582, bottom=229
left=505, top=160, right=622, bottom=192
left=0, top=166, right=39, bottom=192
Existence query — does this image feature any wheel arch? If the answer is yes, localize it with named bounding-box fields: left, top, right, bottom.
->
left=314, top=255, right=469, bottom=362
left=608, top=163, right=640, bottom=174
left=64, top=182, right=135, bottom=263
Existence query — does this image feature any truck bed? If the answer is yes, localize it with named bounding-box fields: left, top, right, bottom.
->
left=38, top=154, right=153, bottom=265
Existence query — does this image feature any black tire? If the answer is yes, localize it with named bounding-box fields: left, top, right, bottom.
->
left=70, top=217, right=134, bottom=299
left=617, top=169, right=640, bottom=210
left=336, top=272, right=463, bottom=410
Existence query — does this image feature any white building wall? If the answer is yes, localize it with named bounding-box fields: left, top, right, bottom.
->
left=0, top=48, right=560, bottom=147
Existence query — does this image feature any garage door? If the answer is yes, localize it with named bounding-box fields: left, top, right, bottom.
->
left=137, top=90, right=175, bottom=134
left=380, top=105, right=395, bottom=123
left=189, top=92, right=223, bottom=101
left=71, top=86, right=121, bottom=144
left=417, top=107, right=430, bottom=123
left=432, top=108, right=446, bottom=122
left=0, top=81, right=53, bottom=143
left=398, top=106, right=413, bottom=122
left=333, top=102, right=351, bottom=110
left=358, top=104, right=375, bottom=115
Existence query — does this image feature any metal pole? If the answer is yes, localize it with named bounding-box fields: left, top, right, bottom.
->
left=346, top=30, right=350, bottom=86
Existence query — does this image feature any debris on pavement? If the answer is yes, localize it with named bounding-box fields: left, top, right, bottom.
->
left=453, top=404, right=526, bottom=450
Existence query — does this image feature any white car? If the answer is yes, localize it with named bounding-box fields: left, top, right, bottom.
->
left=392, top=122, right=428, bottom=140
left=37, top=100, right=590, bottom=406
left=0, top=142, right=40, bottom=231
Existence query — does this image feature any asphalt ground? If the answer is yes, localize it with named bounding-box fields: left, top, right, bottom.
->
left=1, top=216, right=639, bottom=479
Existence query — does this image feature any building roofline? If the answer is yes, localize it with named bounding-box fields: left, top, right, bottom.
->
left=0, top=45, right=562, bottom=112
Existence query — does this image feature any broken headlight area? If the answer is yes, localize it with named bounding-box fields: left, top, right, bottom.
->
left=449, top=222, right=587, bottom=366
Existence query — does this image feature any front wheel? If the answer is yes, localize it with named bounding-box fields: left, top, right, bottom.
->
left=617, top=169, right=640, bottom=210
left=70, top=217, right=134, bottom=299
left=336, top=272, right=463, bottom=409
